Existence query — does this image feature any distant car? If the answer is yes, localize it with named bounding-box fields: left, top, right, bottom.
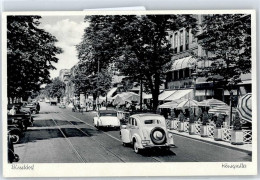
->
left=93, top=110, right=120, bottom=129
left=59, top=102, right=66, bottom=108
left=120, top=114, right=175, bottom=154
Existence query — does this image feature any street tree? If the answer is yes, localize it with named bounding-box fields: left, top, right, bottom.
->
left=78, top=15, right=197, bottom=111
left=195, top=14, right=251, bottom=88
left=7, top=16, right=62, bottom=102
left=71, top=61, right=112, bottom=109
left=43, top=77, right=65, bottom=99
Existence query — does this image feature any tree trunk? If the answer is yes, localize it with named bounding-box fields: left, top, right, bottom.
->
left=93, top=93, right=97, bottom=111
left=151, top=73, right=160, bottom=112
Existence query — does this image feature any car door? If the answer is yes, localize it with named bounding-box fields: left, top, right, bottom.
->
left=129, top=117, right=138, bottom=138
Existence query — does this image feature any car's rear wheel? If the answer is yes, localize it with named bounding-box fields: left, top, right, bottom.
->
left=133, top=141, right=139, bottom=154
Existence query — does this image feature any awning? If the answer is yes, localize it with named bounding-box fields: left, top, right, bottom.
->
left=170, top=56, right=196, bottom=71
left=142, top=93, right=152, bottom=99
left=237, top=93, right=252, bottom=122
left=164, top=89, right=193, bottom=101
left=238, top=80, right=252, bottom=85
left=195, top=90, right=213, bottom=96
left=107, top=87, right=118, bottom=98
left=158, top=90, right=176, bottom=101
left=158, top=101, right=179, bottom=109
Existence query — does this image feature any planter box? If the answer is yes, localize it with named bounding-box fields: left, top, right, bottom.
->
left=200, top=125, right=208, bottom=137
left=170, top=120, right=178, bottom=130
left=178, top=122, right=185, bottom=132
left=231, top=130, right=244, bottom=145
left=189, top=123, right=196, bottom=135
left=214, top=128, right=222, bottom=141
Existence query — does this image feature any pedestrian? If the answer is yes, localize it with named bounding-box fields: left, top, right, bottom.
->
left=9, top=105, right=16, bottom=115
left=36, top=102, right=40, bottom=112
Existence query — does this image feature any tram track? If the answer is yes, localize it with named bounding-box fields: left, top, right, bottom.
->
left=55, top=112, right=126, bottom=162
left=51, top=118, right=88, bottom=163
left=57, top=109, right=163, bottom=162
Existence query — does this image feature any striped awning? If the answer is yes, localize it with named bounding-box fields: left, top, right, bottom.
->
left=237, top=93, right=252, bottom=122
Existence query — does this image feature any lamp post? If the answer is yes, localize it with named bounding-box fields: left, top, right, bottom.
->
left=96, top=59, right=100, bottom=111
left=191, top=72, right=197, bottom=101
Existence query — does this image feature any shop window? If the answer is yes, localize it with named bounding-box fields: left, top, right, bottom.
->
left=174, top=71, right=178, bottom=80
left=185, top=68, right=190, bottom=78
left=179, top=70, right=183, bottom=79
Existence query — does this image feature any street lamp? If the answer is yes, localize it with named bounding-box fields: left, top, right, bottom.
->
left=191, top=72, right=197, bottom=101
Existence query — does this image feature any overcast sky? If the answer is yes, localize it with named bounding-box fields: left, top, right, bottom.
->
left=39, top=15, right=88, bottom=79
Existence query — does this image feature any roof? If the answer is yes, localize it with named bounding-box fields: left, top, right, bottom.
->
left=170, top=56, right=196, bottom=71
left=132, top=113, right=164, bottom=119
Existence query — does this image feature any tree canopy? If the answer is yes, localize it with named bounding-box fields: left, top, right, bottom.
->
left=7, top=16, right=62, bottom=100
left=196, top=14, right=251, bottom=87
left=77, top=15, right=197, bottom=110
left=43, top=77, right=65, bottom=98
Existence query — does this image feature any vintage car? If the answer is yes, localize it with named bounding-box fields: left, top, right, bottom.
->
left=93, top=110, right=120, bottom=129
left=22, top=102, right=39, bottom=114
left=120, top=113, right=175, bottom=153
left=8, top=133, right=19, bottom=163
left=8, top=104, right=34, bottom=129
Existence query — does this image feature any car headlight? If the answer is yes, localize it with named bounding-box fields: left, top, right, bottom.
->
left=168, top=133, right=173, bottom=138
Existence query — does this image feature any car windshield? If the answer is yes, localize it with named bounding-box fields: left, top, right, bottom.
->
left=144, top=119, right=161, bottom=124
left=100, top=113, right=117, bottom=117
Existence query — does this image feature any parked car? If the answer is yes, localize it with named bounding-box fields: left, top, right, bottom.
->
left=93, top=110, right=120, bottom=129
left=8, top=133, right=19, bottom=163
left=120, top=113, right=175, bottom=153
left=22, top=102, right=39, bottom=114
left=8, top=125, right=23, bottom=144
left=8, top=104, right=34, bottom=129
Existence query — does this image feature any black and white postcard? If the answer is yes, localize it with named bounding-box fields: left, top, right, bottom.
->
left=2, top=10, right=257, bottom=177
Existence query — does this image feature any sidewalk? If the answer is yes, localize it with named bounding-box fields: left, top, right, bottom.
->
left=168, top=129, right=252, bottom=153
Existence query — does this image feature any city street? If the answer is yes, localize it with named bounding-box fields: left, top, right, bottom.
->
left=14, top=102, right=252, bottom=163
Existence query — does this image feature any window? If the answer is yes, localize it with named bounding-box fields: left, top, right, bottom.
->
left=144, top=119, right=161, bottom=124
left=179, top=70, right=183, bottom=79
left=174, top=71, right=178, bottom=80
left=174, top=33, right=178, bottom=48
left=180, top=30, right=184, bottom=46
left=185, top=68, right=190, bottom=78
left=186, top=29, right=189, bottom=50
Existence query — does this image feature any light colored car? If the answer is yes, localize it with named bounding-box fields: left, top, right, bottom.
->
left=59, top=102, right=66, bottom=108
left=120, top=113, right=175, bottom=153
left=93, top=110, right=120, bottom=129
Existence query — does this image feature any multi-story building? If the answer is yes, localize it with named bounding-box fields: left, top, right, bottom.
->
left=59, top=69, right=71, bottom=82
left=163, top=15, right=251, bottom=105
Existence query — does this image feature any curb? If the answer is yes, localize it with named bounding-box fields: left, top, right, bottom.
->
left=169, top=131, right=252, bottom=154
